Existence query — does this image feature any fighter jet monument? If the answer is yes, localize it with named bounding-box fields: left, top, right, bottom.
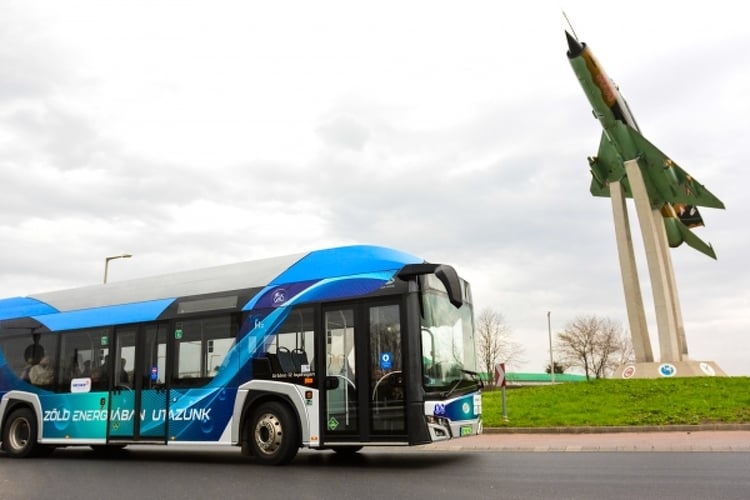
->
left=565, top=31, right=726, bottom=378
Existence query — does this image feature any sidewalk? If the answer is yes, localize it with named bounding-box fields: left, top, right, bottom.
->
left=420, top=426, right=750, bottom=452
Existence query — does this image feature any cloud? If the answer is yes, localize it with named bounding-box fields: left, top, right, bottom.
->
left=0, top=1, right=748, bottom=376
left=316, top=115, right=371, bottom=152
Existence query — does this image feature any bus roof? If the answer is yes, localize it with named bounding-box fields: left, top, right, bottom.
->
left=0, top=245, right=423, bottom=322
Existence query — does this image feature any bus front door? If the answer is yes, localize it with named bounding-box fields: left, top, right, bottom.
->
left=108, top=324, right=169, bottom=442
left=320, top=303, right=407, bottom=445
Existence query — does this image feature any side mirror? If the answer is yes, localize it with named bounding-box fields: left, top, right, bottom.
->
left=398, top=263, right=464, bottom=308
left=434, top=264, right=463, bottom=308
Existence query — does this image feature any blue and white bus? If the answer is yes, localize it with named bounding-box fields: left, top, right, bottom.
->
left=0, top=245, right=482, bottom=465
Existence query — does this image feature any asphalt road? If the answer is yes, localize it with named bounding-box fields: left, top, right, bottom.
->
left=1, top=430, right=750, bottom=500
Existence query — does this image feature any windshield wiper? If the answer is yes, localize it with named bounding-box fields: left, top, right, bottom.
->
left=442, top=378, right=464, bottom=399
left=442, top=369, right=482, bottom=398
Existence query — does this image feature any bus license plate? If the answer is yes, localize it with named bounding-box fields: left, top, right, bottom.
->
left=460, top=425, right=473, bottom=437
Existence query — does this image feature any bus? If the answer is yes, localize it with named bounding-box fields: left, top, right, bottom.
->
left=0, top=245, right=482, bottom=465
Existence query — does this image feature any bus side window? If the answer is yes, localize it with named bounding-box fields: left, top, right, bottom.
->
left=173, top=315, right=237, bottom=387
left=18, top=334, right=58, bottom=389
left=56, top=328, right=105, bottom=393
left=0, top=335, right=42, bottom=383
left=255, top=307, right=314, bottom=379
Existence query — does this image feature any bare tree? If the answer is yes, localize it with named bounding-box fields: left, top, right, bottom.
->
left=555, top=315, right=632, bottom=380
left=476, top=308, right=525, bottom=386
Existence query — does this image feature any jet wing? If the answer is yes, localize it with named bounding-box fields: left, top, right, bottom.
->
left=588, top=131, right=627, bottom=197
left=587, top=129, right=719, bottom=259
left=630, top=128, right=725, bottom=209
left=587, top=127, right=725, bottom=212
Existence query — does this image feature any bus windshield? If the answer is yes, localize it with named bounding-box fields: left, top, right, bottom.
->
left=420, top=275, right=480, bottom=399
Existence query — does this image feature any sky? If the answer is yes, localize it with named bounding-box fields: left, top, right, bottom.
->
left=1, top=1, right=748, bottom=375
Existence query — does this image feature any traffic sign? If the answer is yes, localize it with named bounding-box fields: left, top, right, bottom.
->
left=494, top=363, right=506, bottom=387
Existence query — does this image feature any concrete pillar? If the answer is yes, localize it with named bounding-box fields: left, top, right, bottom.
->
left=609, top=179, right=654, bottom=362
left=653, top=210, right=689, bottom=358
left=624, top=160, right=682, bottom=362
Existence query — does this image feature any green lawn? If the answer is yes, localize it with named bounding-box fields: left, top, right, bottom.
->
left=481, top=377, right=750, bottom=428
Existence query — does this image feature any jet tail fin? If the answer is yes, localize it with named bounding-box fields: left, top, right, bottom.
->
left=676, top=221, right=717, bottom=259
left=663, top=212, right=717, bottom=259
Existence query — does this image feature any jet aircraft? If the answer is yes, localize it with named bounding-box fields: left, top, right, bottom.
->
left=565, top=31, right=724, bottom=258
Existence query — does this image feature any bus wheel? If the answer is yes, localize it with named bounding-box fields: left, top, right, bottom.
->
left=249, top=401, right=299, bottom=465
left=2, top=407, right=40, bottom=458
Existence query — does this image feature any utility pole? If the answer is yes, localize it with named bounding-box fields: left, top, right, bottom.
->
left=547, top=311, right=555, bottom=383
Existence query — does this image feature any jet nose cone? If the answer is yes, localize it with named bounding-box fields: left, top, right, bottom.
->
left=566, top=31, right=584, bottom=58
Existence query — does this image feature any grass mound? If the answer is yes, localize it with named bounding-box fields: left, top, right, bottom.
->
left=482, top=377, right=750, bottom=427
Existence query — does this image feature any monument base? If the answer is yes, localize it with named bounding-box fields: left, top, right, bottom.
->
left=613, top=361, right=727, bottom=379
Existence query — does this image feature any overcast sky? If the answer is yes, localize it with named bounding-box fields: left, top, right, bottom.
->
left=2, top=1, right=748, bottom=375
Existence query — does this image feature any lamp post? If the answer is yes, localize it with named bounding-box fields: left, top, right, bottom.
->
left=103, top=254, right=132, bottom=283
left=547, top=311, right=555, bottom=383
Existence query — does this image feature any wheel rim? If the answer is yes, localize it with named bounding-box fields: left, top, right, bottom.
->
left=8, top=416, right=31, bottom=452
left=253, top=412, right=283, bottom=457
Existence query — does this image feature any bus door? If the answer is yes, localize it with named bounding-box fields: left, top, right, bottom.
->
left=320, top=302, right=407, bottom=444
left=108, top=324, right=169, bottom=442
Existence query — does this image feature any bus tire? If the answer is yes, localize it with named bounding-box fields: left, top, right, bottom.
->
left=2, top=407, right=41, bottom=458
left=249, top=401, right=299, bottom=465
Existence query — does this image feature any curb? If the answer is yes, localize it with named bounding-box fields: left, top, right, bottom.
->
left=484, top=423, right=750, bottom=434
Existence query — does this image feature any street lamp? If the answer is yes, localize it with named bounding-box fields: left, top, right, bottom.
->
left=547, top=311, right=555, bottom=383
left=103, top=254, right=132, bottom=283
